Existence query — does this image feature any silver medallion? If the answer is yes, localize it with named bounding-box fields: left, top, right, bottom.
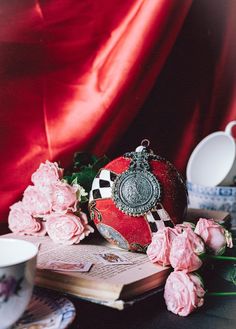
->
left=112, top=141, right=162, bottom=216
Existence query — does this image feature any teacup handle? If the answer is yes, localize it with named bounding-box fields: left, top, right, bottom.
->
left=225, top=121, right=236, bottom=137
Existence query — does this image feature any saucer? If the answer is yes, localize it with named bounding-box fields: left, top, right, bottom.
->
left=13, top=287, right=76, bottom=329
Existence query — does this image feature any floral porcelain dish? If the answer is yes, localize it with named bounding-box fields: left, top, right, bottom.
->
left=187, top=181, right=236, bottom=227
left=13, top=287, right=76, bottom=329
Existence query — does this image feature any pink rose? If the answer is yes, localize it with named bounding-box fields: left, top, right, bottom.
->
left=8, top=202, right=46, bottom=236
left=31, top=160, right=64, bottom=187
left=45, top=212, right=94, bottom=245
left=147, top=227, right=178, bottom=266
left=164, top=271, right=205, bottom=316
left=51, top=182, right=78, bottom=214
left=195, top=218, right=233, bottom=255
left=169, top=227, right=205, bottom=272
left=22, top=186, right=51, bottom=217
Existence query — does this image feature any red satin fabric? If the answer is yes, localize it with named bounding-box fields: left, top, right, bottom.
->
left=113, top=0, right=236, bottom=173
left=0, top=0, right=192, bottom=221
left=1, top=1, right=236, bottom=224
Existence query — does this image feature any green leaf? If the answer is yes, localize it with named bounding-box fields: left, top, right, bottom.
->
left=80, top=194, right=89, bottom=204
left=92, top=155, right=110, bottom=172
left=70, top=168, right=97, bottom=193
left=217, top=263, right=236, bottom=285
left=71, top=177, right=78, bottom=185
left=199, top=252, right=207, bottom=261
left=73, top=152, right=98, bottom=170
left=63, top=152, right=110, bottom=196
left=62, top=176, right=73, bottom=184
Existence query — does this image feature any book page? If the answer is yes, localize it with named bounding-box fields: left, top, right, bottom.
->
left=38, top=243, right=163, bottom=284
left=3, top=233, right=168, bottom=285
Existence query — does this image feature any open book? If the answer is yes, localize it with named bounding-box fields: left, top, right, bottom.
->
left=2, top=208, right=230, bottom=310
left=3, top=233, right=170, bottom=310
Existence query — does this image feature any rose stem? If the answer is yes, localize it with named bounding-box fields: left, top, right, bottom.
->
left=207, top=292, right=236, bottom=296
left=207, top=255, right=236, bottom=261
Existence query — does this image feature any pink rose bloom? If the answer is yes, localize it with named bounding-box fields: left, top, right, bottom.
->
left=23, top=186, right=52, bottom=217
left=46, top=212, right=94, bottom=245
left=164, top=271, right=205, bottom=316
left=147, top=227, right=178, bottom=266
left=8, top=202, right=46, bottom=236
left=195, top=218, right=233, bottom=255
left=51, top=182, right=78, bottom=214
left=31, top=160, right=64, bottom=187
left=169, top=227, right=205, bottom=272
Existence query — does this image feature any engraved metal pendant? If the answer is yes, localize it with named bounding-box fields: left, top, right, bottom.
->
left=112, top=140, right=162, bottom=216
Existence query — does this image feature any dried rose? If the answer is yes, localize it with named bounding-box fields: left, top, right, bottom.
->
left=169, top=227, right=205, bottom=272
left=147, top=227, right=178, bottom=266
left=45, top=212, right=94, bottom=245
left=51, top=182, right=78, bottom=214
left=22, top=186, right=51, bottom=217
left=8, top=202, right=46, bottom=236
left=164, top=271, right=205, bottom=316
left=194, top=218, right=233, bottom=255
left=31, top=160, right=63, bottom=187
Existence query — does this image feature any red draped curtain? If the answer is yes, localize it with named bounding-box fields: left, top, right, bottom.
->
left=0, top=0, right=235, bottom=222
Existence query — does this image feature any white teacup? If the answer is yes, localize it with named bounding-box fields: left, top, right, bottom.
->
left=0, top=238, right=38, bottom=329
left=187, top=121, right=236, bottom=186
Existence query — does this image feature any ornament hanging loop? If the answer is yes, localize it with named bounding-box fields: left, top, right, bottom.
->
left=141, top=139, right=150, bottom=148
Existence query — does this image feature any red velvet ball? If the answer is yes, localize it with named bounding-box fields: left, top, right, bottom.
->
left=89, top=156, right=187, bottom=252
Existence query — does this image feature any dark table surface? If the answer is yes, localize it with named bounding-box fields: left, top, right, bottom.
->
left=69, top=287, right=236, bottom=329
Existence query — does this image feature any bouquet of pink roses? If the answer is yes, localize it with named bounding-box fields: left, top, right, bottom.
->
left=147, top=218, right=234, bottom=316
left=8, top=160, right=94, bottom=245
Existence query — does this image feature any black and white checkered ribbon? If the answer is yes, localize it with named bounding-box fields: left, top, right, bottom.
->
left=89, top=169, right=117, bottom=202
left=89, top=169, right=173, bottom=232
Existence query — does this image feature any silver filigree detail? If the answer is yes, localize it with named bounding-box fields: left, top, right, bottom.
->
left=112, top=144, right=162, bottom=216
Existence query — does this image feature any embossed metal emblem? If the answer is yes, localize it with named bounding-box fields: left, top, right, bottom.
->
left=112, top=141, right=162, bottom=216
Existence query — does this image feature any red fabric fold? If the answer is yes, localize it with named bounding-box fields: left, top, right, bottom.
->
left=112, top=0, right=236, bottom=174
left=0, top=0, right=192, bottom=221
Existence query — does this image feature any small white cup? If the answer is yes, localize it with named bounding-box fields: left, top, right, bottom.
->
left=187, top=121, right=236, bottom=186
left=0, top=238, right=38, bottom=329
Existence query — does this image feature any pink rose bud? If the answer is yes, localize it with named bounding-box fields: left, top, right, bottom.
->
left=45, top=212, right=94, bottom=245
left=194, top=218, right=233, bottom=255
left=51, top=182, right=78, bottom=214
left=170, top=227, right=205, bottom=272
left=31, top=160, right=64, bottom=187
left=22, top=186, right=52, bottom=217
left=147, top=227, right=178, bottom=266
left=8, top=202, right=46, bottom=236
left=164, top=271, right=205, bottom=316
